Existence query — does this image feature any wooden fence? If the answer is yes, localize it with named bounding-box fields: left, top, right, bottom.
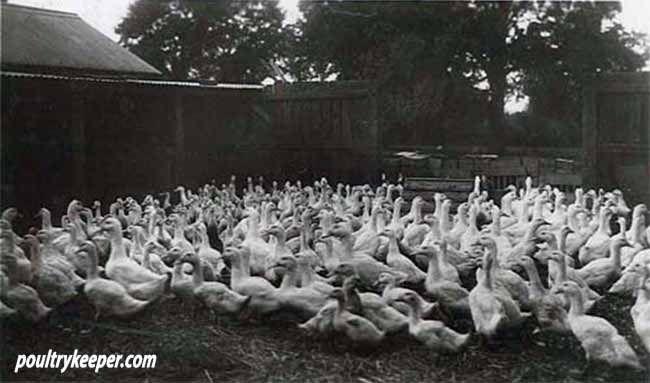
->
left=266, top=81, right=379, bottom=184
left=583, top=72, right=650, bottom=204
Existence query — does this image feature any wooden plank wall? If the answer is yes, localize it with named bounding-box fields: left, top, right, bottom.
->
left=583, top=72, right=650, bottom=205
left=267, top=82, right=379, bottom=184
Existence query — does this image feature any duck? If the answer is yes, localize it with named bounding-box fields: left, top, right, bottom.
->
left=240, top=210, right=272, bottom=276
left=554, top=281, right=642, bottom=370
left=225, top=246, right=281, bottom=315
left=460, top=204, right=481, bottom=253
left=394, top=290, right=471, bottom=353
left=0, top=254, right=51, bottom=322
left=353, top=202, right=382, bottom=257
left=413, top=244, right=470, bottom=317
left=477, top=236, right=531, bottom=310
left=34, top=229, right=85, bottom=288
left=180, top=252, right=250, bottom=314
left=22, top=234, right=78, bottom=308
left=375, top=272, right=436, bottom=317
left=340, top=274, right=408, bottom=334
left=469, top=248, right=527, bottom=341
left=270, top=255, right=329, bottom=317
left=328, top=288, right=385, bottom=345
left=575, top=236, right=628, bottom=289
left=322, top=221, right=406, bottom=288
left=101, top=217, right=169, bottom=301
left=445, top=203, right=469, bottom=250
left=74, top=241, right=150, bottom=319
left=379, top=228, right=426, bottom=284
left=296, top=253, right=334, bottom=295
left=142, top=240, right=173, bottom=276
left=488, top=206, right=513, bottom=257
left=194, top=223, right=227, bottom=280
left=578, top=207, right=614, bottom=265
left=546, top=250, right=600, bottom=313
left=414, top=242, right=461, bottom=284
left=517, top=255, right=570, bottom=333
left=402, top=198, right=429, bottom=248
left=0, top=275, right=17, bottom=318
left=262, top=223, right=294, bottom=282
left=36, top=207, right=65, bottom=240
left=628, top=262, right=650, bottom=354
left=626, top=204, right=648, bottom=248
left=170, top=248, right=194, bottom=301
left=0, top=220, right=33, bottom=284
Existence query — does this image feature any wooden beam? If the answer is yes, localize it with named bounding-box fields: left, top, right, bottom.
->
left=173, top=90, right=185, bottom=186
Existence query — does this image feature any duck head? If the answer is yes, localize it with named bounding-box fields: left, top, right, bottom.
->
left=328, top=262, right=357, bottom=279
left=321, top=220, right=353, bottom=239
left=553, top=281, right=581, bottom=296
left=393, top=290, right=420, bottom=307
left=1, top=208, right=21, bottom=223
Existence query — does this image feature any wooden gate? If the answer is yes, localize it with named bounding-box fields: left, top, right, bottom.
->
left=583, top=72, right=650, bottom=204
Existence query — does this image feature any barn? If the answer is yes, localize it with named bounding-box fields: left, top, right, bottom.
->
left=1, top=3, right=264, bottom=224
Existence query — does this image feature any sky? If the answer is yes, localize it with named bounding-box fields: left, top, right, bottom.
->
left=6, top=0, right=650, bottom=111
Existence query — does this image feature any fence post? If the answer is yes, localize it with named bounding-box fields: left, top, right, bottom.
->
left=173, top=90, right=185, bottom=186
left=582, top=87, right=597, bottom=189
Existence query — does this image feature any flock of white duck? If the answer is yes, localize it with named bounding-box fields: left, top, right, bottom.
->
left=1, top=176, right=649, bottom=371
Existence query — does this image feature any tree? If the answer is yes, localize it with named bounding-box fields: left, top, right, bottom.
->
left=116, top=0, right=290, bottom=82
left=292, top=0, right=648, bottom=150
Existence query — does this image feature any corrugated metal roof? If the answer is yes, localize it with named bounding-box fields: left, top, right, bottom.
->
left=1, top=3, right=162, bottom=76
left=1, top=70, right=265, bottom=90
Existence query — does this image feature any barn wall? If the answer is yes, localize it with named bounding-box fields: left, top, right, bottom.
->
left=1, top=75, right=264, bottom=226
left=1, top=77, right=383, bottom=226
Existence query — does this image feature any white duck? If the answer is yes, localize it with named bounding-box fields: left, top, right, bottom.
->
left=75, top=241, right=150, bottom=319
left=554, top=281, right=642, bottom=370
left=394, top=290, right=471, bottom=353
left=101, top=217, right=169, bottom=301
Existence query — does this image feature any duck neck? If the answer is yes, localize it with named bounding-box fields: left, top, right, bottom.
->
left=610, top=242, right=622, bottom=270
left=274, top=231, right=287, bottom=251
left=491, top=211, right=501, bottom=236
left=481, top=256, right=494, bottom=290
left=533, top=199, right=544, bottom=221
left=556, top=256, right=567, bottom=282
left=108, top=230, right=126, bottom=260
left=388, top=236, right=399, bottom=255
left=174, top=219, right=185, bottom=240
left=42, top=212, right=53, bottom=230
left=191, top=258, right=204, bottom=287
left=391, top=202, right=401, bottom=226
left=440, top=204, right=451, bottom=232
left=597, top=211, right=609, bottom=235
left=86, top=249, right=100, bottom=280
left=280, top=267, right=298, bottom=290
left=567, top=292, right=584, bottom=318
left=340, top=234, right=354, bottom=260
left=559, top=231, right=570, bottom=253
left=522, top=262, right=544, bottom=296
left=298, top=262, right=314, bottom=286
left=407, top=302, right=423, bottom=327
left=426, top=253, right=442, bottom=283
left=28, top=241, right=43, bottom=276
left=468, top=208, right=478, bottom=233
left=142, top=247, right=152, bottom=269
left=635, top=273, right=649, bottom=306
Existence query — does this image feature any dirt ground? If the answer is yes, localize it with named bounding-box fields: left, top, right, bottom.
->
left=1, top=291, right=649, bottom=383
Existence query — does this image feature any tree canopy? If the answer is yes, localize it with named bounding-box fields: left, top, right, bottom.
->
left=116, top=0, right=289, bottom=82
left=292, top=0, right=648, bottom=147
